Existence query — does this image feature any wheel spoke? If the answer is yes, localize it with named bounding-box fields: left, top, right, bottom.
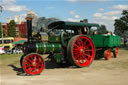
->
left=79, top=38, right=84, bottom=45
left=73, top=52, right=80, bottom=56
left=74, top=43, right=79, bottom=48
left=27, top=58, right=32, bottom=63
left=33, top=56, right=36, bottom=61
left=85, top=50, right=93, bottom=52
left=83, top=53, right=91, bottom=58
left=28, top=67, right=33, bottom=72
left=26, top=64, right=32, bottom=67
left=37, top=64, right=42, bottom=67
left=25, top=61, right=31, bottom=65
left=30, top=56, right=34, bottom=62
left=81, top=54, right=89, bottom=61
left=73, top=49, right=80, bottom=53
left=77, top=40, right=81, bottom=46
left=35, top=58, right=39, bottom=62
left=78, top=56, right=81, bottom=63
left=83, top=39, right=87, bottom=46
left=73, top=48, right=80, bottom=51
left=84, top=44, right=91, bottom=49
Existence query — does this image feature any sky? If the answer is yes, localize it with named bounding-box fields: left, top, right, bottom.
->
left=0, top=0, right=128, bottom=32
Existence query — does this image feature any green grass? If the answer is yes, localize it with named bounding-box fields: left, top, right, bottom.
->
left=120, top=41, right=128, bottom=50
left=0, top=54, right=22, bottom=60
left=0, top=54, right=22, bottom=66
left=120, top=41, right=128, bottom=45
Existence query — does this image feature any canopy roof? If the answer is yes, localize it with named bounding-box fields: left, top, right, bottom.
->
left=12, top=40, right=26, bottom=45
left=48, top=21, right=99, bottom=29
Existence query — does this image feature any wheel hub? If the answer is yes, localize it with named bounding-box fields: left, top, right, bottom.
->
left=32, top=62, right=36, bottom=66
left=79, top=47, right=85, bottom=55
left=81, top=49, right=84, bottom=53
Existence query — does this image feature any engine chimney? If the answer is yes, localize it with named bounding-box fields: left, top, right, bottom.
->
left=26, top=17, right=33, bottom=43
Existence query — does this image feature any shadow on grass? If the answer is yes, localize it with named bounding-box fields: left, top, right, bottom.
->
left=8, top=65, right=26, bottom=76
left=45, top=61, right=72, bottom=69
left=8, top=61, right=72, bottom=76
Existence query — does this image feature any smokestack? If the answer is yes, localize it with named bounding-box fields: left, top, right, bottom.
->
left=26, top=17, right=33, bottom=43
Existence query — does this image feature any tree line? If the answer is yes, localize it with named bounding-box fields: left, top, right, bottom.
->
left=114, top=10, right=128, bottom=38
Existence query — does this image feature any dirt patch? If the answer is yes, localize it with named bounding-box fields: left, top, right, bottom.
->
left=0, top=49, right=128, bottom=85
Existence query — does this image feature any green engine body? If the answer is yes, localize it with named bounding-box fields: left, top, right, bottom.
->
left=36, top=42, right=61, bottom=54
left=24, top=41, right=61, bottom=54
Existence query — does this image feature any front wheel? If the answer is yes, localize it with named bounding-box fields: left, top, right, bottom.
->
left=22, top=53, right=45, bottom=75
left=67, top=35, right=95, bottom=68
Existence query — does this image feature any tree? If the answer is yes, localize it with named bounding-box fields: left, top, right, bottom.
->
left=0, top=22, right=5, bottom=38
left=114, top=10, right=128, bottom=36
left=8, top=20, right=16, bottom=37
left=97, top=25, right=108, bottom=34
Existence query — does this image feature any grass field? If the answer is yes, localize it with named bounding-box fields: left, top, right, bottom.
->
left=0, top=54, right=22, bottom=60
left=0, top=54, right=22, bottom=67
left=120, top=42, right=128, bottom=50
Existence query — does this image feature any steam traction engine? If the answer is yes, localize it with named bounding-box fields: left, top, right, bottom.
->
left=20, top=17, right=120, bottom=75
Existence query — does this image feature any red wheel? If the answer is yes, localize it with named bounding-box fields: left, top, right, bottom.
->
left=22, top=53, right=45, bottom=75
left=104, top=49, right=111, bottom=60
left=67, top=35, right=95, bottom=67
left=114, top=47, right=119, bottom=58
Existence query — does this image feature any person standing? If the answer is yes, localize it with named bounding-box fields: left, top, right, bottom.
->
left=124, top=37, right=127, bottom=47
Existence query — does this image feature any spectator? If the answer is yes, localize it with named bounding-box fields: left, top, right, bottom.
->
left=93, top=31, right=97, bottom=35
left=106, top=31, right=112, bottom=35
left=81, top=27, right=88, bottom=34
left=124, top=37, right=127, bottom=47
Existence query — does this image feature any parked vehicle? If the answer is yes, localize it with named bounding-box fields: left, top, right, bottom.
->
left=0, top=37, right=14, bottom=52
left=0, top=46, right=5, bottom=54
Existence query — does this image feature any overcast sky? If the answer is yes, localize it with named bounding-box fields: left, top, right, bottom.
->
left=0, top=0, right=128, bottom=32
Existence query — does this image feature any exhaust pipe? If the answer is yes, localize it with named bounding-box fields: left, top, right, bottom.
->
left=26, top=17, right=33, bottom=42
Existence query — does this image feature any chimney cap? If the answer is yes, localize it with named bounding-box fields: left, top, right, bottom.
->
left=26, top=17, right=32, bottom=20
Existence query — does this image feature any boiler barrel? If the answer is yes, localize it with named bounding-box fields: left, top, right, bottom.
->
left=24, top=42, right=62, bottom=54
left=36, top=42, right=62, bottom=54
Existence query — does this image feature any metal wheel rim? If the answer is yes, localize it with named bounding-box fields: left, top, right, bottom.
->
left=23, top=54, right=44, bottom=75
left=72, top=36, right=95, bottom=67
left=106, top=49, right=111, bottom=60
left=115, top=47, right=119, bottom=57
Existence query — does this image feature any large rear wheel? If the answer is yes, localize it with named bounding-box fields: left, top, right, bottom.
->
left=22, top=53, right=45, bottom=75
left=67, top=35, right=95, bottom=67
